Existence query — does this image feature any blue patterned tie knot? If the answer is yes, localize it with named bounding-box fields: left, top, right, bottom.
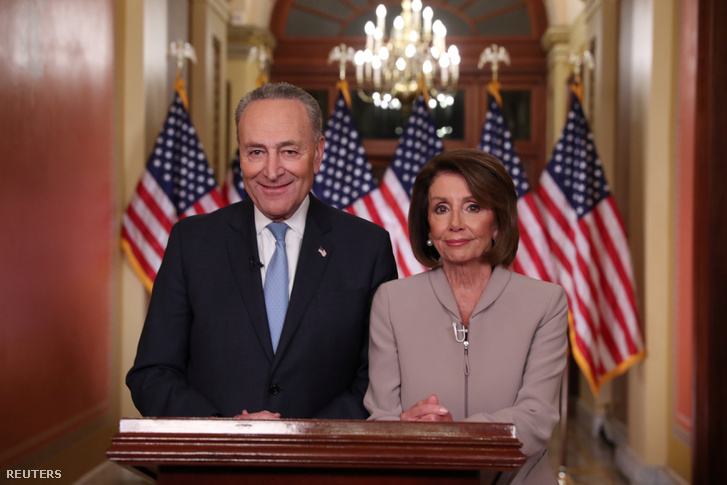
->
left=264, top=222, right=289, bottom=353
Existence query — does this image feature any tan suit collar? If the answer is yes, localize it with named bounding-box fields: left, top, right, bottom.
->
left=427, top=265, right=512, bottom=322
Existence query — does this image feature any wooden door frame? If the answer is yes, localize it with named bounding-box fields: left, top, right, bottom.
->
left=692, top=0, right=727, bottom=481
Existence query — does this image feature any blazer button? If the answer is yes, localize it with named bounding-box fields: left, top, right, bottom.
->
left=269, top=385, right=280, bottom=395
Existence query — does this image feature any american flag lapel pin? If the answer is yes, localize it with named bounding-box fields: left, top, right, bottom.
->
left=318, top=247, right=327, bottom=258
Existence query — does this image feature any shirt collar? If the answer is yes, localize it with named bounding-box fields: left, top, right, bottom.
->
left=254, top=194, right=310, bottom=239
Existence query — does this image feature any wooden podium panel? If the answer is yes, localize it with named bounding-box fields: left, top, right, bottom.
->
left=107, top=418, right=526, bottom=484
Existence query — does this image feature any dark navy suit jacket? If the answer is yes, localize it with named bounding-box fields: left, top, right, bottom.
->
left=127, top=195, right=398, bottom=418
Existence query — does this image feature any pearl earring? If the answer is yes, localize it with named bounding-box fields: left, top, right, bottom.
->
left=426, top=238, right=433, bottom=247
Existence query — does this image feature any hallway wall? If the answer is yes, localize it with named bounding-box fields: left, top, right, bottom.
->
left=0, top=0, right=117, bottom=479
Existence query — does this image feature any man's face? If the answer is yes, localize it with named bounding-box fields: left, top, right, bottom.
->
left=238, top=98, right=324, bottom=221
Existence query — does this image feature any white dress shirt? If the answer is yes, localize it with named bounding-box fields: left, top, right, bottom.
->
left=254, top=196, right=309, bottom=296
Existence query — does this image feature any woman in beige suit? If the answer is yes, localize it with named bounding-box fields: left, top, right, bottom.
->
left=364, top=149, right=568, bottom=484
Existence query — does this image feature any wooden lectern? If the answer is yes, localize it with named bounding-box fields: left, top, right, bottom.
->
left=107, top=418, right=526, bottom=484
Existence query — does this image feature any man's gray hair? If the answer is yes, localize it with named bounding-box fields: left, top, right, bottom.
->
left=234, top=82, right=323, bottom=143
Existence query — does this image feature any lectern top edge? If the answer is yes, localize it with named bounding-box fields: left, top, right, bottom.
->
left=118, top=417, right=519, bottom=441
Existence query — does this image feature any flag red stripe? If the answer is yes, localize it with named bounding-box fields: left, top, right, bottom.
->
left=595, top=201, right=640, bottom=319
left=360, top=194, right=385, bottom=228
left=210, top=189, right=225, bottom=207
left=124, top=204, right=166, bottom=259
left=536, top=185, right=574, bottom=275
left=589, top=212, right=640, bottom=355
left=517, top=220, right=550, bottom=281
left=395, top=245, right=412, bottom=278
left=536, top=184, right=572, bottom=244
left=137, top=182, right=175, bottom=233
left=571, top=322, right=598, bottom=380
left=574, top=222, right=625, bottom=366
left=582, top=212, right=637, bottom=360
left=121, top=226, right=158, bottom=282
left=379, top=183, right=409, bottom=234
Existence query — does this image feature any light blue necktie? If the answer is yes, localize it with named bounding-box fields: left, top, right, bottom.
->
left=264, top=222, right=289, bottom=353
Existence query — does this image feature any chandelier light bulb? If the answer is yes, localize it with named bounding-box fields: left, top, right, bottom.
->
left=365, top=21, right=375, bottom=35
left=423, top=59, right=433, bottom=73
left=422, top=6, right=433, bottom=19
left=448, top=45, right=460, bottom=64
left=378, top=47, right=389, bottom=60
left=412, top=0, right=422, bottom=12
left=376, top=4, right=387, bottom=19
left=439, top=52, right=450, bottom=68
left=394, top=16, right=404, bottom=30
left=396, top=57, right=407, bottom=71
left=405, top=44, right=416, bottom=58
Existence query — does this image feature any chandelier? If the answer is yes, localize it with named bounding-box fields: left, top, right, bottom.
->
left=351, top=0, right=460, bottom=110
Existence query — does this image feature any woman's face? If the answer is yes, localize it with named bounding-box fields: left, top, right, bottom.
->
left=427, top=172, right=499, bottom=267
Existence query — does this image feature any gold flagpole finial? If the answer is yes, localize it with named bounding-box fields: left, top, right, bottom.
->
left=568, top=49, right=594, bottom=101
left=168, top=40, right=197, bottom=109
left=249, top=45, right=272, bottom=88
left=328, top=43, right=356, bottom=82
left=329, top=44, right=356, bottom=108
left=478, top=44, right=511, bottom=83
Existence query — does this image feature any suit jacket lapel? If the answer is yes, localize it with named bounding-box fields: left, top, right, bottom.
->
left=274, top=196, right=332, bottom=361
left=226, top=200, right=274, bottom=363
left=428, top=264, right=511, bottom=321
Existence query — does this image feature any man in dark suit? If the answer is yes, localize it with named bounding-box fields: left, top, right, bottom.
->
left=127, top=82, right=398, bottom=419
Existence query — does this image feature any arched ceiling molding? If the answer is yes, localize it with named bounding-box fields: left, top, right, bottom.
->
left=271, top=0, right=548, bottom=40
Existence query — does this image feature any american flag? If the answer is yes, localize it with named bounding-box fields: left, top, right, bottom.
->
left=536, top=91, right=645, bottom=395
left=313, top=92, right=439, bottom=277
left=121, top=90, right=224, bottom=291
left=370, top=95, right=443, bottom=277
left=222, top=149, right=247, bottom=204
left=478, top=89, right=556, bottom=282
left=313, top=91, right=377, bottom=210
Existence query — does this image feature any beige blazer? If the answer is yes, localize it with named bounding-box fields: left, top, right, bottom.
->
left=365, top=265, right=568, bottom=485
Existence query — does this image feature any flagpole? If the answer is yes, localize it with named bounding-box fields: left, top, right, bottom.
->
left=555, top=50, right=594, bottom=485
left=558, top=341, right=571, bottom=485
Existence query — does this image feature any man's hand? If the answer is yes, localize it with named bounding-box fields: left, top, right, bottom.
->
left=233, top=409, right=282, bottom=420
left=400, top=394, right=453, bottom=422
